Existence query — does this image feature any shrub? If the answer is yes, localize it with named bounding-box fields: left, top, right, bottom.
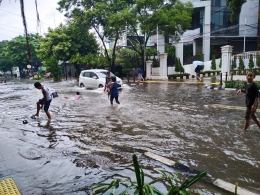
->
left=248, top=54, right=254, bottom=70
left=92, top=154, right=207, bottom=195
left=238, top=56, right=245, bottom=71
left=175, top=57, right=180, bottom=72
left=256, top=53, right=260, bottom=69
left=178, top=58, right=184, bottom=73
left=231, top=56, right=237, bottom=70
left=211, top=55, right=216, bottom=70
left=224, top=80, right=260, bottom=89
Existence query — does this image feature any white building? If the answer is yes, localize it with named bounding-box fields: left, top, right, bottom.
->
left=109, top=0, right=259, bottom=77
left=172, top=0, right=259, bottom=65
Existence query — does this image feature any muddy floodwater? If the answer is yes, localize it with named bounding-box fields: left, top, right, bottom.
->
left=0, top=79, right=260, bottom=195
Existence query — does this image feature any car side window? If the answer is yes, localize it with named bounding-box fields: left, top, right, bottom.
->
left=90, top=72, right=98, bottom=78
left=83, top=72, right=91, bottom=77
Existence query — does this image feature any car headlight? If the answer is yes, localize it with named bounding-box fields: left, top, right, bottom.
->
left=117, top=80, right=121, bottom=84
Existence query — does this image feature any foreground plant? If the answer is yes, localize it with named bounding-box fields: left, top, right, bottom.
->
left=92, top=154, right=207, bottom=195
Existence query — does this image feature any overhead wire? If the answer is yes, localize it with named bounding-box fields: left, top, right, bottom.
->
left=0, top=27, right=25, bottom=34
left=0, top=33, right=13, bottom=38
left=0, top=8, right=56, bottom=27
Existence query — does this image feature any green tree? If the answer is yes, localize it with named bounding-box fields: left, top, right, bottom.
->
left=58, top=0, right=130, bottom=73
left=57, top=0, right=193, bottom=74
left=238, top=56, right=245, bottom=71
left=179, top=58, right=184, bottom=73
left=36, top=23, right=99, bottom=80
left=115, top=48, right=141, bottom=75
left=219, top=57, right=222, bottom=69
left=198, top=52, right=202, bottom=61
left=232, top=56, right=237, bottom=69
left=175, top=57, right=180, bottom=72
left=0, top=34, right=40, bottom=76
left=211, top=55, right=216, bottom=70
left=125, top=1, right=193, bottom=72
left=0, top=41, right=12, bottom=73
left=248, top=54, right=254, bottom=70
left=226, top=0, right=247, bottom=22
left=256, top=53, right=260, bottom=69
left=165, top=44, right=175, bottom=58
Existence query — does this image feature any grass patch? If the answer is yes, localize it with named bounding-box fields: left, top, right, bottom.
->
left=225, top=80, right=260, bottom=89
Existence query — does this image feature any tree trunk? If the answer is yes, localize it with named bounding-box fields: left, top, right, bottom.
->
left=74, top=64, right=81, bottom=81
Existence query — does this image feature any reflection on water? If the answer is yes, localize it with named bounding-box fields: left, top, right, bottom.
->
left=0, top=79, right=260, bottom=194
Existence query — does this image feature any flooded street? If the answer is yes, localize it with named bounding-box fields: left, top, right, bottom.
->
left=1, top=79, right=260, bottom=194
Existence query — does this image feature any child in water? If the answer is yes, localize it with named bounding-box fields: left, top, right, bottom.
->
left=237, top=71, right=260, bottom=130
left=109, top=77, right=120, bottom=105
left=75, top=92, right=82, bottom=100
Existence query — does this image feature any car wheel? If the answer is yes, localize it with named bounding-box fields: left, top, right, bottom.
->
left=98, top=84, right=103, bottom=88
left=80, top=83, right=85, bottom=88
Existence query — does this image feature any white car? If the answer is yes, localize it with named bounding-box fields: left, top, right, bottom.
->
left=79, top=69, right=123, bottom=89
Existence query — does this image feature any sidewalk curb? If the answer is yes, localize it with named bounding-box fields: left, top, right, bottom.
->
left=144, top=151, right=258, bottom=195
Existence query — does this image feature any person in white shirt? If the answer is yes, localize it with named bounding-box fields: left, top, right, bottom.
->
left=32, top=82, right=52, bottom=119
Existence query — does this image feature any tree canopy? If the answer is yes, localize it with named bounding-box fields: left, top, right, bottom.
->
left=0, top=41, right=12, bottom=73
left=36, top=21, right=99, bottom=79
left=57, top=0, right=193, bottom=73
left=0, top=34, right=41, bottom=74
left=226, top=0, right=247, bottom=22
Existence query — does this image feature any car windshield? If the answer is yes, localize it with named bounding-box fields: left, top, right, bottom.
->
left=96, top=72, right=107, bottom=78
left=99, top=71, right=115, bottom=77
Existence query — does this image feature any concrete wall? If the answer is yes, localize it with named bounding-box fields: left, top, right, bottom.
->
left=165, top=52, right=260, bottom=77
left=166, top=59, right=221, bottom=76
left=152, top=68, right=160, bottom=75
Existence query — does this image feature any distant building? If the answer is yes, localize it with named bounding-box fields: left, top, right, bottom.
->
left=109, top=0, right=259, bottom=67
left=173, top=0, right=259, bottom=65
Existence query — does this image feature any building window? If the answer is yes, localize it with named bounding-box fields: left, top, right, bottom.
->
left=212, top=0, right=226, bottom=6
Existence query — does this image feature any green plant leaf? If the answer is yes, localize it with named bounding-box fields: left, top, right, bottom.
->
left=141, top=168, right=145, bottom=188
left=93, top=179, right=119, bottom=194
left=119, top=185, right=136, bottom=195
left=159, top=170, right=167, bottom=178
left=235, top=182, right=238, bottom=195
left=150, top=186, right=164, bottom=195
left=133, top=154, right=143, bottom=192
left=93, top=183, right=111, bottom=189
left=178, top=190, right=189, bottom=195
left=180, top=172, right=207, bottom=190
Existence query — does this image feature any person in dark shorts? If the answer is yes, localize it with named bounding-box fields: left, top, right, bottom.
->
left=237, top=71, right=260, bottom=130
left=195, top=65, right=202, bottom=81
left=109, top=77, right=120, bottom=105
left=32, top=82, right=52, bottom=119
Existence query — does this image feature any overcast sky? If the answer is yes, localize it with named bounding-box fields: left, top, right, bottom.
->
left=0, top=0, right=66, bottom=42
